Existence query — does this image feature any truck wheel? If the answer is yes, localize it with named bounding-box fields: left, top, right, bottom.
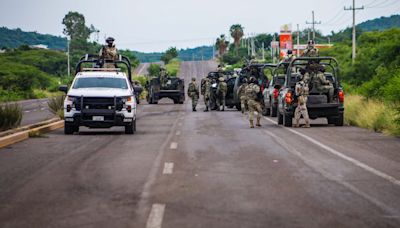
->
left=236, top=103, right=241, bottom=111
left=278, top=112, right=283, bottom=125
left=64, top=122, right=75, bottom=135
left=271, top=105, right=277, bottom=117
left=327, top=117, right=335, bottom=125
left=283, top=112, right=293, bottom=127
left=125, top=121, right=135, bottom=134
left=334, top=113, right=344, bottom=126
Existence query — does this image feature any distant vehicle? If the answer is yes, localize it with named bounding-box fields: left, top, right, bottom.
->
left=277, top=57, right=344, bottom=127
left=263, top=63, right=285, bottom=117
left=202, top=71, right=236, bottom=110
left=231, top=64, right=271, bottom=114
left=145, top=72, right=185, bottom=104
left=59, top=54, right=137, bottom=135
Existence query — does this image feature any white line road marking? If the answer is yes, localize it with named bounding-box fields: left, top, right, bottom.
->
left=163, top=162, right=174, bottom=174
left=40, top=107, right=46, bottom=111
left=24, top=111, right=30, bottom=113
left=176, top=131, right=181, bottom=136
left=32, top=109, right=38, bottom=112
left=264, top=117, right=400, bottom=187
left=170, top=142, right=178, bottom=149
left=146, top=204, right=166, bottom=228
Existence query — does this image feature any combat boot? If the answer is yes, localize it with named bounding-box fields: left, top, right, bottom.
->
left=303, top=121, right=310, bottom=128
left=256, top=118, right=261, bottom=127
left=250, top=120, right=254, bottom=128
left=204, top=107, right=209, bottom=112
left=193, top=107, right=197, bottom=112
left=294, top=120, right=300, bottom=128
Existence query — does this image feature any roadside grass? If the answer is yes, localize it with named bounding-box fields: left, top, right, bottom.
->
left=0, top=103, right=22, bottom=131
left=345, top=95, right=400, bottom=136
left=166, top=58, right=181, bottom=77
left=47, top=96, right=64, bottom=119
left=132, top=74, right=148, bottom=100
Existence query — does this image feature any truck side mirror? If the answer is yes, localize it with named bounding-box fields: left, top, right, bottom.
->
left=59, top=85, right=68, bottom=93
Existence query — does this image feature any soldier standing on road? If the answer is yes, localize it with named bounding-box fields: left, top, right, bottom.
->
left=245, top=77, right=262, bottom=128
left=188, top=77, right=199, bottom=112
left=237, top=77, right=248, bottom=114
left=201, top=77, right=211, bottom=112
left=99, top=37, right=118, bottom=68
left=294, top=74, right=310, bottom=128
left=216, top=77, right=227, bottom=111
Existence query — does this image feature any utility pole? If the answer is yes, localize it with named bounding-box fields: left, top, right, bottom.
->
left=345, top=0, right=364, bottom=64
left=262, top=42, right=265, bottom=60
left=306, top=11, right=321, bottom=40
left=297, top=24, right=300, bottom=57
left=67, top=37, right=70, bottom=77
left=247, top=34, right=251, bottom=56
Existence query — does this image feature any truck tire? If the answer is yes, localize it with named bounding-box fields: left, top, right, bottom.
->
left=278, top=111, right=283, bottom=125
left=125, top=120, right=136, bottom=134
left=263, top=106, right=270, bottom=116
left=271, top=105, right=277, bottom=117
left=334, top=113, right=344, bottom=126
left=283, top=112, right=293, bottom=127
left=236, top=103, right=241, bottom=111
left=327, top=117, right=335, bottom=125
left=64, top=122, right=75, bottom=135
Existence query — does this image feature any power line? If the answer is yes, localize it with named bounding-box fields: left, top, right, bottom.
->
left=366, top=0, right=399, bottom=8
left=344, top=0, right=364, bottom=64
left=306, top=10, right=322, bottom=40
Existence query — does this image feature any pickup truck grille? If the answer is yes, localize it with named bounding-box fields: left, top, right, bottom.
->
left=75, top=97, right=123, bottom=111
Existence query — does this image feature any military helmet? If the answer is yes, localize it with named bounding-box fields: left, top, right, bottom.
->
left=219, top=77, right=225, bottom=82
left=308, top=40, right=315, bottom=45
left=192, top=77, right=196, bottom=81
left=249, top=76, right=257, bottom=83
left=287, top=50, right=293, bottom=55
left=242, top=77, right=248, bottom=83
left=106, top=37, right=115, bottom=43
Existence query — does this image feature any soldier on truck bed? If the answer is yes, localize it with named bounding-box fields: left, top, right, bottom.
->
left=99, top=37, right=118, bottom=68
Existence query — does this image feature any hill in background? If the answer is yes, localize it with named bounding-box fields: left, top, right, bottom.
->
left=358, top=14, right=400, bottom=32
left=0, top=27, right=67, bottom=50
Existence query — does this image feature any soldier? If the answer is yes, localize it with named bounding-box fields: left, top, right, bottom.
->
left=188, top=77, right=199, bottom=111
left=294, top=74, right=310, bottom=128
left=217, top=64, right=223, bottom=72
left=159, top=66, right=167, bottom=88
left=201, top=77, right=211, bottom=112
left=237, top=77, right=248, bottom=114
left=245, top=77, right=263, bottom=128
left=99, top=37, right=118, bottom=67
left=302, top=40, right=319, bottom=57
left=284, top=50, right=295, bottom=63
left=311, top=66, right=334, bottom=103
left=216, top=77, right=227, bottom=111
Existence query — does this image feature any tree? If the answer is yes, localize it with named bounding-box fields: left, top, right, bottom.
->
left=62, top=11, right=91, bottom=40
left=215, top=35, right=229, bottom=57
left=230, top=24, right=244, bottom=55
left=161, top=47, right=178, bottom=64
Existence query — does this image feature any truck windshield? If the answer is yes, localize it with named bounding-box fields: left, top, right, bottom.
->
left=73, top=77, right=128, bottom=89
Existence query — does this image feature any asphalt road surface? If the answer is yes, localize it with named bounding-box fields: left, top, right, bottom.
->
left=0, top=61, right=399, bottom=228
left=2, top=98, right=56, bottom=127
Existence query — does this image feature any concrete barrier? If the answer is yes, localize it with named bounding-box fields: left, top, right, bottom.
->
left=0, top=121, right=64, bottom=149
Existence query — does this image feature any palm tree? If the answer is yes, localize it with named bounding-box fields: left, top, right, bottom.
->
left=215, top=34, right=229, bottom=57
left=230, top=24, right=244, bottom=55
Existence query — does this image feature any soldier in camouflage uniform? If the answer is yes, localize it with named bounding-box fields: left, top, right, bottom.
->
left=188, top=77, right=199, bottom=111
left=159, top=67, right=167, bottom=88
left=99, top=37, right=118, bottom=68
left=201, top=77, right=211, bottom=112
left=311, top=66, right=334, bottom=103
left=294, top=74, right=310, bottom=128
left=245, top=77, right=262, bottom=128
left=216, top=77, right=228, bottom=111
left=237, top=77, right=248, bottom=114
left=302, top=40, right=319, bottom=57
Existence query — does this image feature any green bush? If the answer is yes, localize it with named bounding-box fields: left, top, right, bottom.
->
left=47, top=96, right=65, bottom=119
left=0, top=103, right=22, bottom=131
left=148, top=63, right=161, bottom=76
left=165, top=58, right=180, bottom=76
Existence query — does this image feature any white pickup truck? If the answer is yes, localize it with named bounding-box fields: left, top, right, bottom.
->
left=59, top=55, right=137, bottom=135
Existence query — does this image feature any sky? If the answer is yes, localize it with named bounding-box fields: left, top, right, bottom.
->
left=0, top=0, right=399, bottom=52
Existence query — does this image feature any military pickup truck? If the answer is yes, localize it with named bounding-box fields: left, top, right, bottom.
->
left=59, top=54, right=139, bottom=134
left=277, top=57, right=344, bottom=127
left=146, top=73, right=185, bottom=104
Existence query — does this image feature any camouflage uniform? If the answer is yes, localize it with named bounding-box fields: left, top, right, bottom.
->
left=294, top=79, right=310, bottom=128
left=245, top=82, right=262, bottom=128
left=216, top=77, right=227, bottom=111
left=237, top=82, right=248, bottom=114
left=201, top=78, right=211, bottom=112
left=160, top=68, right=167, bottom=88
left=311, top=72, right=334, bottom=103
left=99, top=45, right=118, bottom=68
left=188, top=78, right=199, bottom=111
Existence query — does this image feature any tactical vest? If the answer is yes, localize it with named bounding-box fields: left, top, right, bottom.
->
left=245, top=84, right=258, bottom=100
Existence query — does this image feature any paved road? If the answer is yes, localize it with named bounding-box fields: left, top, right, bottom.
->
left=133, top=62, right=164, bottom=76
left=0, top=61, right=399, bottom=228
left=1, top=98, right=56, bottom=127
